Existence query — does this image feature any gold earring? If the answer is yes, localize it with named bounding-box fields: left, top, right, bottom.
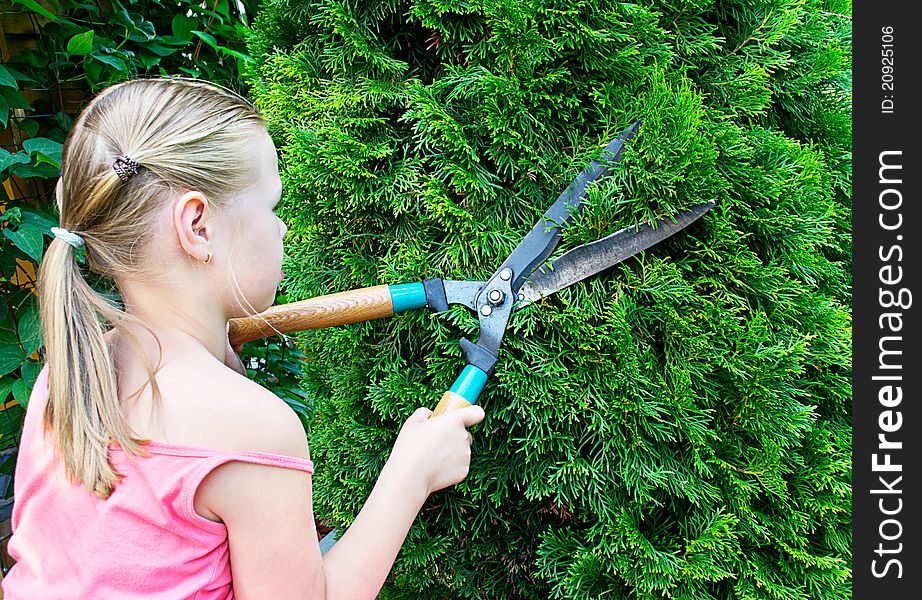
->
left=202, top=252, right=213, bottom=265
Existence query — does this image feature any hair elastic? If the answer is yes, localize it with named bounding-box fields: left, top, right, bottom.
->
left=51, top=227, right=85, bottom=249
left=112, top=155, right=140, bottom=182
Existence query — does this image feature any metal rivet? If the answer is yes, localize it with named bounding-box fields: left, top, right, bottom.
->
left=518, top=293, right=525, bottom=301
left=499, top=268, right=512, bottom=281
left=488, top=289, right=504, bottom=304
left=480, top=304, right=493, bottom=317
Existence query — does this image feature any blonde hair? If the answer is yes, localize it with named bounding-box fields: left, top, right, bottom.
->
left=37, top=78, right=265, bottom=499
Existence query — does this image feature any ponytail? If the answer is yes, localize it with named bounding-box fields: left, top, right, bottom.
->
left=38, top=237, right=148, bottom=499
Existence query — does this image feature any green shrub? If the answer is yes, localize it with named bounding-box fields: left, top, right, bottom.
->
left=247, top=1, right=851, bottom=597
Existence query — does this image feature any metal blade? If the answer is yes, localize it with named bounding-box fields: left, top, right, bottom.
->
left=495, top=120, right=642, bottom=294
left=518, top=201, right=714, bottom=303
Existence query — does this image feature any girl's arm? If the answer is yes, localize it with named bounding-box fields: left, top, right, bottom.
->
left=321, top=406, right=484, bottom=597
left=206, top=383, right=484, bottom=600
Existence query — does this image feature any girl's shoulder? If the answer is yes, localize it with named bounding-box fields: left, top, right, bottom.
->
left=130, top=357, right=308, bottom=460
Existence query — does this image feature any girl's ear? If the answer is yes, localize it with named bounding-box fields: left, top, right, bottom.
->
left=173, top=191, right=211, bottom=262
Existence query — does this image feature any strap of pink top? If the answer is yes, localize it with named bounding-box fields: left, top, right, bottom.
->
left=180, top=449, right=315, bottom=533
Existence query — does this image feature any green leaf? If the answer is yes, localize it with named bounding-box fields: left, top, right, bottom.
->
left=0, top=452, right=20, bottom=479
left=0, top=86, right=31, bottom=111
left=191, top=30, right=251, bottom=62
left=66, top=30, right=95, bottom=57
left=145, top=41, right=183, bottom=57
left=3, top=222, right=45, bottom=262
left=0, top=207, right=22, bottom=224
left=126, top=16, right=157, bottom=43
left=157, top=35, right=193, bottom=47
left=10, top=162, right=59, bottom=179
left=192, top=30, right=220, bottom=50
left=18, top=117, right=39, bottom=138
left=84, top=55, right=104, bottom=88
left=55, top=110, right=73, bottom=131
left=0, top=149, right=31, bottom=173
left=20, top=208, right=57, bottom=233
left=91, top=50, right=128, bottom=73
left=0, top=378, right=14, bottom=404
left=172, top=13, right=198, bottom=41
left=136, top=49, right=163, bottom=69
left=11, top=0, right=59, bottom=22
left=0, top=64, right=17, bottom=89
left=22, top=137, right=63, bottom=168
left=18, top=307, right=43, bottom=358
left=219, top=45, right=252, bottom=63
left=0, top=346, right=24, bottom=378
left=11, top=378, right=30, bottom=408
left=0, top=64, right=31, bottom=84
left=21, top=359, right=42, bottom=389
left=0, top=322, right=19, bottom=348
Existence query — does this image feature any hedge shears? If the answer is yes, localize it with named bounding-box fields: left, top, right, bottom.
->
left=228, top=121, right=713, bottom=416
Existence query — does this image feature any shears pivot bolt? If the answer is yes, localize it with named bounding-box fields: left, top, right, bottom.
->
left=488, top=289, right=505, bottom=305
left=499, top=268, right=512, bottom=281
left=480, top=304, right=493, bottom=316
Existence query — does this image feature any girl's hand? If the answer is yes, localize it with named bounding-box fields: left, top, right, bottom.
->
left=224, top=331, right=247, bottom=376
left=387, top=404, right=486, bottom=498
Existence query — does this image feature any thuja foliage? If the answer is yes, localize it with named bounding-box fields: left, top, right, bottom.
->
left=247, top=1, right=851, bottom=597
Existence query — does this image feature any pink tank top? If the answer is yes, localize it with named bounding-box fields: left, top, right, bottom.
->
left=2, top=367, right=315, bottom=600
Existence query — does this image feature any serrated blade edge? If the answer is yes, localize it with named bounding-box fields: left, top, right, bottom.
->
left=518, top=201, right=714, bottom=304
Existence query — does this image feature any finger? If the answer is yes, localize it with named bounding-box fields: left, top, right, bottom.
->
left=455, top=404, right=486, bottom=428
left=408, top=407, right=434, bottom=423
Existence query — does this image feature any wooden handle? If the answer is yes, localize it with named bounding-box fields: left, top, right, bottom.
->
left=430, top=391, right=473, bottom=418
left=428, top=365, right=487, bottom=418
left=228, top=285, right=394, bottom=346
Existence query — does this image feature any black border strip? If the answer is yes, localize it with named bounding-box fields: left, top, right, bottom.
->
left=853, top=2, right=919, bottom=597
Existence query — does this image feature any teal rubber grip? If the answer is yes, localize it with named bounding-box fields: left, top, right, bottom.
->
left=389, top=283, right=427, bottom=313
left=448, top=365, right=488, bottom=405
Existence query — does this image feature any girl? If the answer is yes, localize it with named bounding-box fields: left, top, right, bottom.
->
left=2, top=77, right=484, bottom=599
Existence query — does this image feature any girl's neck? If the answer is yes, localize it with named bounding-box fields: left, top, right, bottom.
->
left=117, top=277, right=228, bottom=363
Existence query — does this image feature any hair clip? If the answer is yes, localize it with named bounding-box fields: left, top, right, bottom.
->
left=112, top=155, right=140, bottom=183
